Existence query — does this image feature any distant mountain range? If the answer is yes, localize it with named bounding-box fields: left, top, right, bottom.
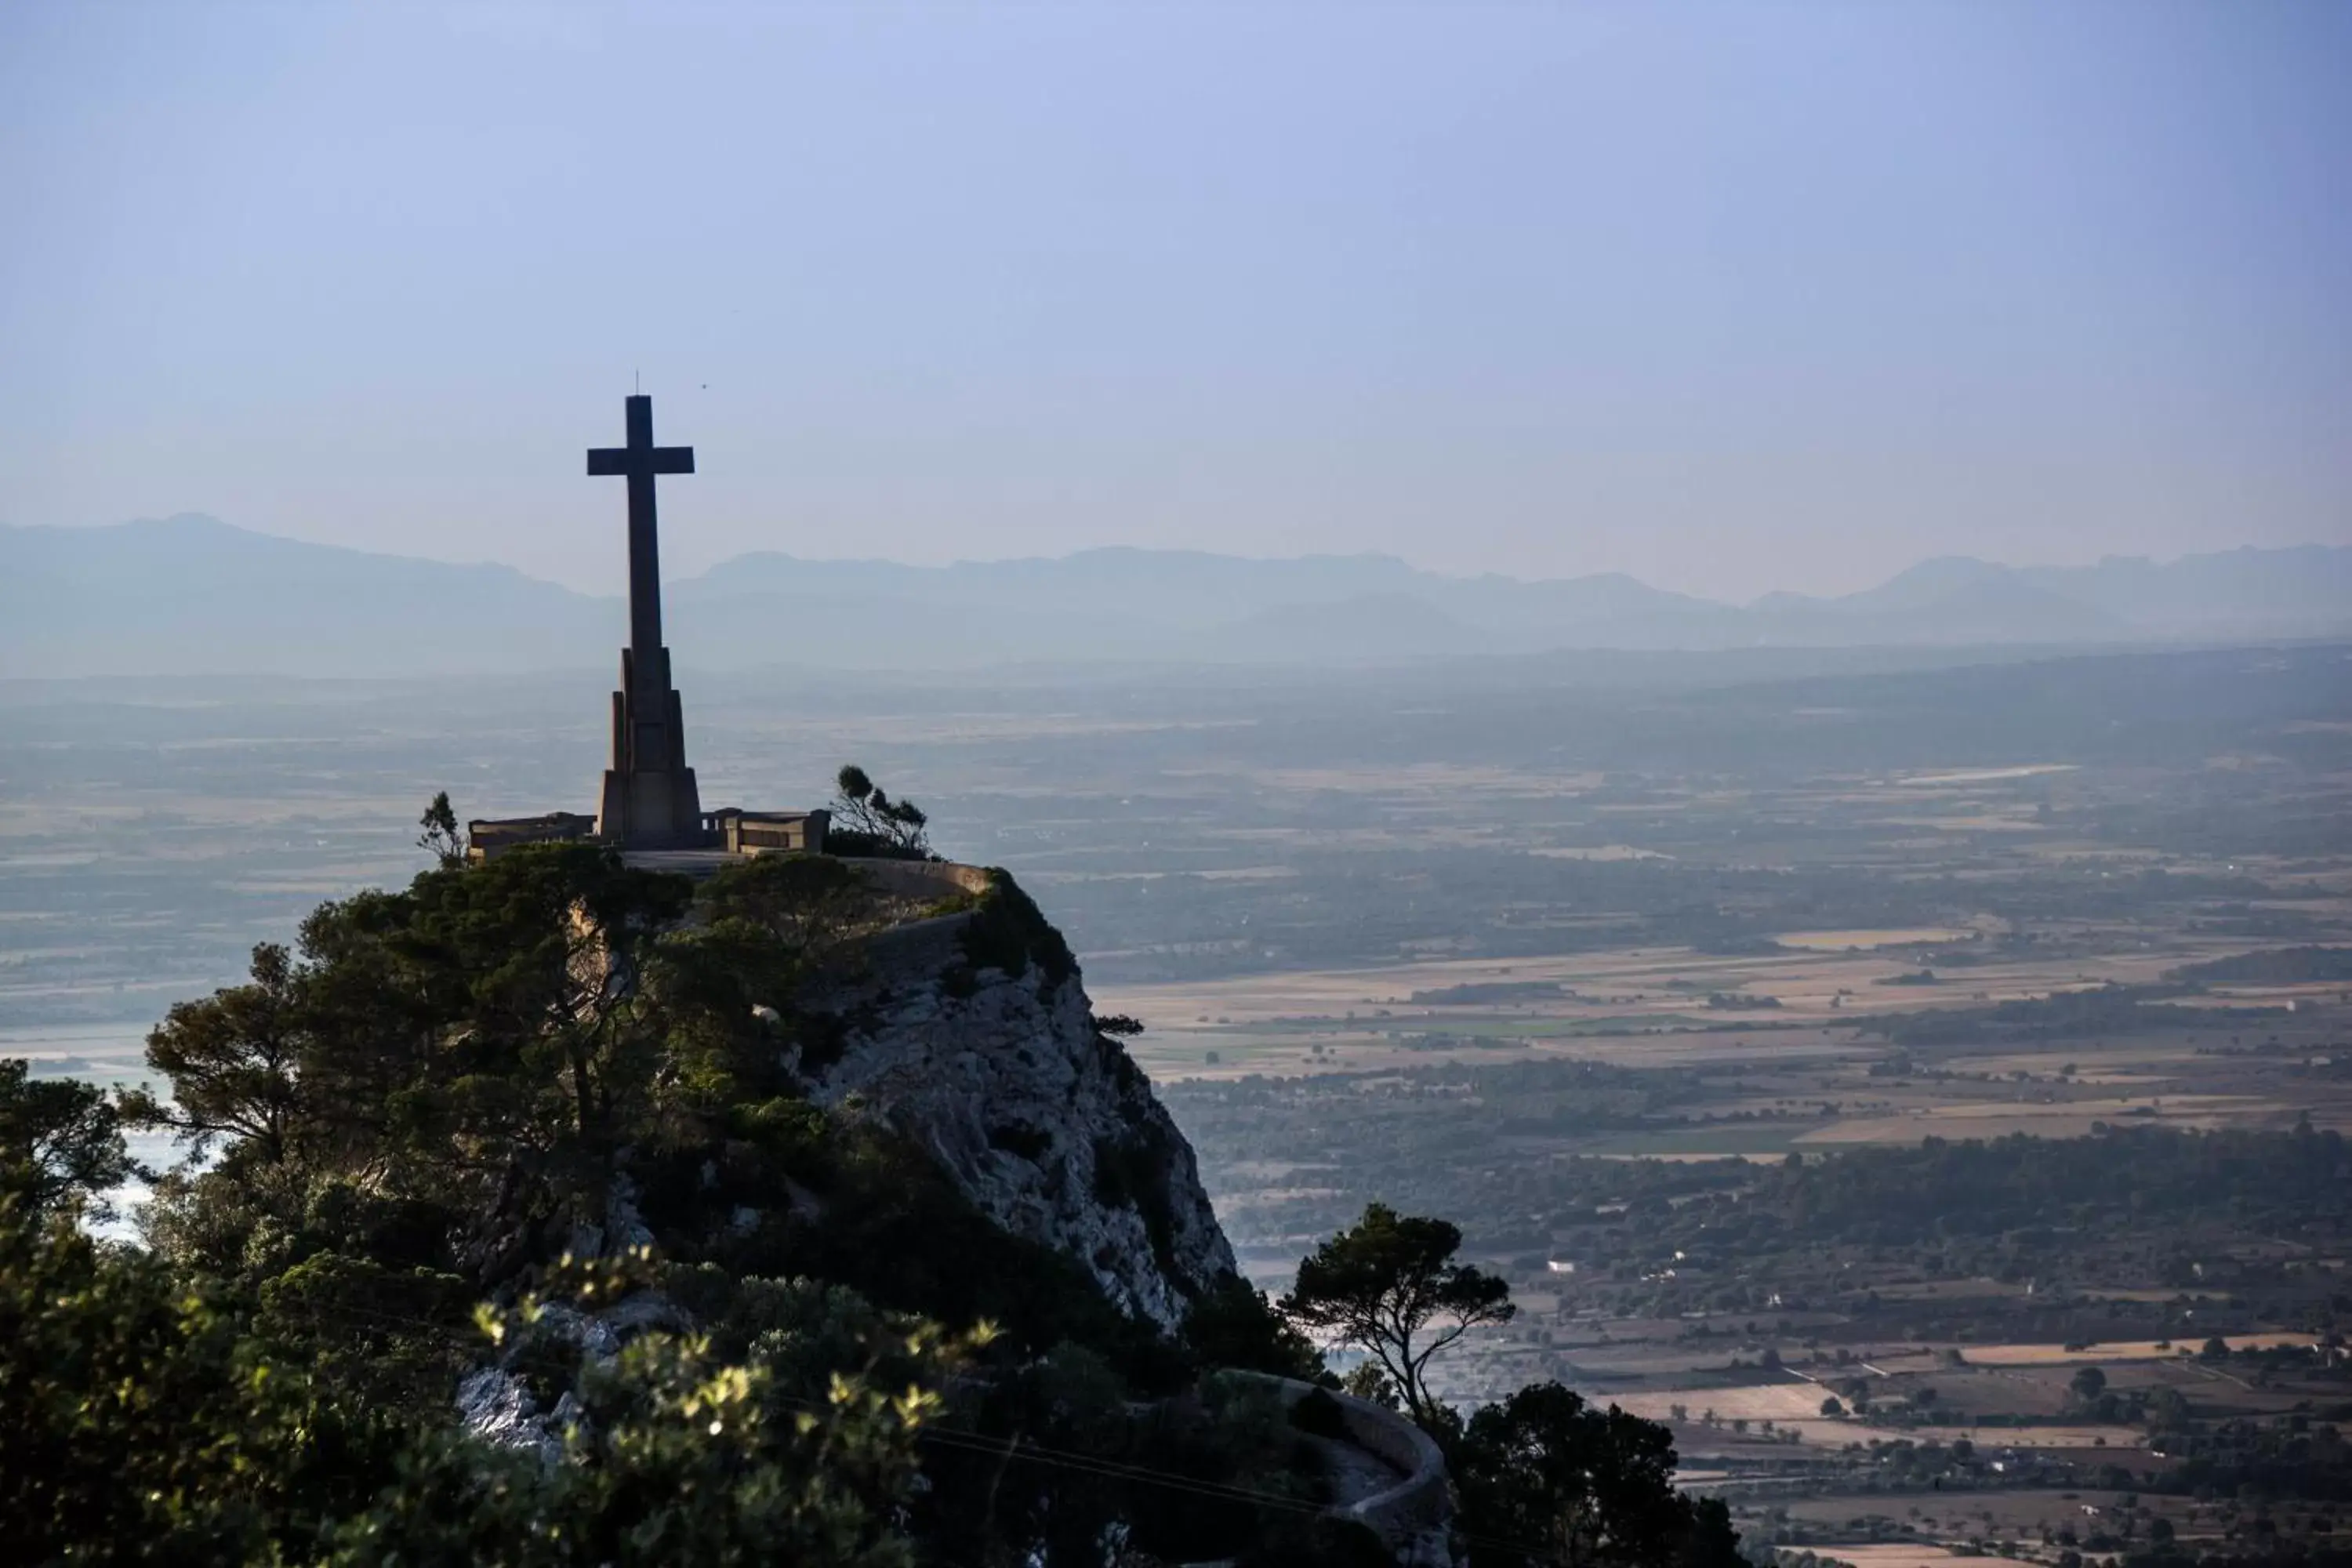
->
left=4, top=514, right=2348, bottom=677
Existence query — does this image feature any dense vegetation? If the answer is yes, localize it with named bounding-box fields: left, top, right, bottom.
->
left=2, top=840, right=1755, bottom=1565
left=1722, top=1124, right=2350, bottom=1246
left=1867, top=986, right=2285, bottom=1050
left=2166, top=947, right=2352, bottom=987
left=114, top=844, right=1143, bottom=1356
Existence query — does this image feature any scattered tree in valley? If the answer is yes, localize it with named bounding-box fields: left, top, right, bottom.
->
left=1279, top=1201, right=1515, bottom=1432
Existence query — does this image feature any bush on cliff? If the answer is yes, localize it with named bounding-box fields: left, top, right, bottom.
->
left=0, top=1203, right=958, bottom=1566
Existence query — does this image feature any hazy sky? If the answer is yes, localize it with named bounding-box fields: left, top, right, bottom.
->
left=3, top=2, right=2347, bottom=599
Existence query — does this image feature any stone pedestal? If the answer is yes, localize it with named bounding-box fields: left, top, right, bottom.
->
left=593, top=644, right=704, bottom=847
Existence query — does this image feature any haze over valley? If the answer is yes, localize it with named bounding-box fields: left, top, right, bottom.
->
left=5, top=514, right=2347, bottom=677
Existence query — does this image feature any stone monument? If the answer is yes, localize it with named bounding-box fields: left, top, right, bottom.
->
left=464, top=393, right=828, bottom=866
left=587, top=394, right=703, bottom=848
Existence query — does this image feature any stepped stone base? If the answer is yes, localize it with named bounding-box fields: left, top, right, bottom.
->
left=594, top=761, right=702, bottom=849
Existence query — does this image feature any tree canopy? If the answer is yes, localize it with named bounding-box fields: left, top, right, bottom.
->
left=1280, top=1201, right=1515, bottom=1431
left=0, top=1059, right=143, bottom=1224
left=0, top=1205, right=953, bottom=1566
left=830, top=764, right=933, bottom=858
left=1454, top=1382, right=1693, bottom=1568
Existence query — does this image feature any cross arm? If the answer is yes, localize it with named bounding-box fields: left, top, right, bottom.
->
left=587, top=445, right=696, bottom=477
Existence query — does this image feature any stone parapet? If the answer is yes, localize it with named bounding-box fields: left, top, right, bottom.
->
left=838, top=857, right=995, bottom=902
left=1232, top=1374, right=1455, bottom=1563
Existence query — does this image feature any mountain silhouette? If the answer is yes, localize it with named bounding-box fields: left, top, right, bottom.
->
left=4, top=514, right=2345, bottom=678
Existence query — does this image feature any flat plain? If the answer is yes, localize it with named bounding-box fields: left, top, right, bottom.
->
left=5, top=641, right=2350, bottom=1566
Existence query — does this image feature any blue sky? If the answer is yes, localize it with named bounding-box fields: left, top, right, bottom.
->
left=2, top=1, right=2345, bottom=597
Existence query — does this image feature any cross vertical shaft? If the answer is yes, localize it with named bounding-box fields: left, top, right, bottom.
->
left=623, top=396, right=664, bottom=657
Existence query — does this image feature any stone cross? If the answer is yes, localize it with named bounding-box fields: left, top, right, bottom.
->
left=587, top=394, right=704, bottom=848
left=588, top=394, right=694, bottom=659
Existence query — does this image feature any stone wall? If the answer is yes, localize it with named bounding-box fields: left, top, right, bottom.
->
left=466, top=811, right=596, bottom=862
left=840, top=857, right=996, bottom=902
left=1243, top=1375, right=1455, bottom=1564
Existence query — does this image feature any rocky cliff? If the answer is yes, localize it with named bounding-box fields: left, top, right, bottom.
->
left=457, top=858, right=1240, bottom=1458
left=792, top=864, right=1235, bottom=1330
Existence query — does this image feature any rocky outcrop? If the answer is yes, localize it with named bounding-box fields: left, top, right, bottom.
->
left=457, top=1365, right=567, bottom=1462
left=793, top=864, right=1236, bottom=1330
left=451, top=859, right=1235, bottom=1468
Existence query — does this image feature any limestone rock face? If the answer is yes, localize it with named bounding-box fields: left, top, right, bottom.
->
left=794, top=893, right=1235, bottom=1331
